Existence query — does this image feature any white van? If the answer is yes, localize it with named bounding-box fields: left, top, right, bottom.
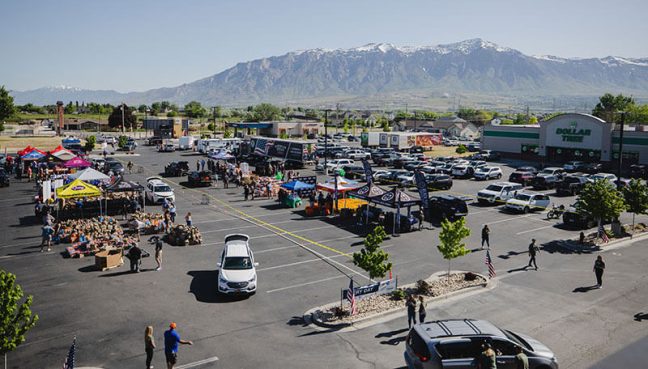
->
left=178, top=136, right=196, bottom=150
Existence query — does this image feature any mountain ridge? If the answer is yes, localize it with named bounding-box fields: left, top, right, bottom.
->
left=11, top=38, right=648, bottom=107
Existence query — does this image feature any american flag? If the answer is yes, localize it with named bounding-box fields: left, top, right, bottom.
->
left=485, top=250, right=496, bottom=279
left=346, top=278, right=357, bottom=315
left=254, top=139, right=267, bottom=155
left=63, top=337, right=76, bottom=369
left=599, top=224, right=609, bottom=243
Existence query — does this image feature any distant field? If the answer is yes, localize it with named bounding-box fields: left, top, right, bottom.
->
left=425, top=145, right=473, bottom=157
left=15, top=113, right=110, bottom=121
left=0, top=136, right=70, bottom=152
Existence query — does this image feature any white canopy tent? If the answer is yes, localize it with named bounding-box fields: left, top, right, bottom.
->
left=68, top=167, right=110, bottom=181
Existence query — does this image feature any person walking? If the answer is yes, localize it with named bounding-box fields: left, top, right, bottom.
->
left=418, top=296, right=426, bottom=324
left=129, top=244, right=143, bottom=273
left=200, top=159, right=206, bottom=171
left=223, top=174, right=229, bottom=189
left=196, top=160, right=200, bottom=171
left=169, top=203, right=177, bottom=223
left=40, top=224, right=53, bottom=252
left=481, top=225, right=490, bottom=249
left=145, top=326, right=156, bottom=369
left=526, top=239, right=539, bottom=270
left=406, top=295, right=417, bottom=329
left=164, top=322, right=193, bottom=369
left=127, top=161, right=134, bottom=174
left=478, top=341, right=497, bottom=369
left=514, top=345, right=529, bottom=369
left=155, top=236, right=163, bottom=271
left=594, top=255, right=606, bottom=288
left=417, top=209, right=424, bottom=231
left=243, top=184, right=250, bottom=201
left=185, top=212, right=192, bottom=227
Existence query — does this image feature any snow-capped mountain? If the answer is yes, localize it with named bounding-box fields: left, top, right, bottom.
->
left=10, top=38, right=648, bottom=106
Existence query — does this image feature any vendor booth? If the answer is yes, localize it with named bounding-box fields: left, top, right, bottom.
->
left=366, top=187, right=421, bottom=234
left=278, top=180, right=314, bottom=208
left=64, top=157, right=92, bottom=169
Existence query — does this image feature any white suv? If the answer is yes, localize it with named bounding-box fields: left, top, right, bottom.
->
left=218, top=234, right=258, bottom=295
left=505, top=192, right=551, bottom=213
left=317, top=158, right=355, bottom=171
left=336, top=149, right=370, bottom=160
left=473, top=166, right=503, bottom=180
left=477, top=182, right=523, bottom=205
left=588, top=173, right=618, bottom=185
left=145, top=177, right=176, bottom=204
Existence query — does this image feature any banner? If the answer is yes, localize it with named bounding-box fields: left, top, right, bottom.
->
left=361, top=159, right=373, bottom=185
left=293, top=176, right=317, bottom=197
left=414, top=170, right=430, bottom=209
left=343, top=279, right=397, bottom=300
left=286, top=142, right=305, bottom=162
left=52, top=179, right=65, bottom=200
left=42, top=180, right=52, bottom=202
left=267, top=140, right=289, bottom=159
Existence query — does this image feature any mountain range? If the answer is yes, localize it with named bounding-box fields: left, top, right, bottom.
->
left=10, top=39, right=648, bottom=107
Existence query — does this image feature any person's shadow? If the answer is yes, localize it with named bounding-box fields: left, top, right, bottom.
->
left=572, top=285, right=599, bottom=293
left=634, top=312, right=648, bottom=321
left=507, top=266, right=530, bottom=273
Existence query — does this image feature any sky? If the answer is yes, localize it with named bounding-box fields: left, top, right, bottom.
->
left=1, top=0, right=647, bottom=92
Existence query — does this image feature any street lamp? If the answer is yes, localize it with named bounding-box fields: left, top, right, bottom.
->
left=120, top=103, right=125, bottom=134
left=617, top=112, right=626, bottom=189
left=145, top=107, right=150, bottom=138
left=324, top=109, right=331, bottom=174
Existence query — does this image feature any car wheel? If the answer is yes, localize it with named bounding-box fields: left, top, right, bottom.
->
left=496, top=173, right=502, bottom=179
left=523, top=206, right=530, bottom=214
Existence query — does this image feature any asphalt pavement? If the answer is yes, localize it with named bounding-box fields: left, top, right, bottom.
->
left=0, top=144, right=646, bottom=369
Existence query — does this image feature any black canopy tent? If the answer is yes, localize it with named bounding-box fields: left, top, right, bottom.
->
left=103, top=179, right=145, bottom=215
left=349, top=185, right=421, bottom=234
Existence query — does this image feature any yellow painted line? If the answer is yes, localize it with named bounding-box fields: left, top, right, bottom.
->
left=127, top=159, right=352, bottom=258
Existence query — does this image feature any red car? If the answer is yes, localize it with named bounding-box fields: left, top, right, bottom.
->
left=508, top=171, right=535, bottom=186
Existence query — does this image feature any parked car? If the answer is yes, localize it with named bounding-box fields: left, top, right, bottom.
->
left=217, top=234, right=258, bottom=295
left=316, top=158, right=355, bottom=171
left=451, top=165, right=473, bottom=179
left=164, top=161, right=190, bottom=177
left=517, top=166, right=539, bottom=175
left=376, top=170, right=409, bottom=185
left=581, top=162, right=603, bottom=174
left=477, top=182, right=523, bottom=205
left=556, top=173, right=590, bottom=196
left=374, top=153, right=401, bottom=167
left=187, top=171, right=213, bottom=187
left=424, top=174, right=453, bottom=190
left=473, top=166, right=503, bottom=180
left=341, top=165, right=366, bottom=180
left=394, top=156, right=418, bottom=169
left=532, top=167, right=566, bottom=190
left=145, top=177, right=176, bottom=204
left=563, top=207, right=610, bottom=229
left=467, top=142, right=481, bottom=152
left=563, top=161, right=586, bottom=172
left=336, top=149, right=370, bottom=160
left=404, top=319, right=558, bottom=369
left=426, top=195, right=468, bottom=221
left=398, top=172, right=417, bottom=187
left=476, top=150, right=501, bottom=161
left=403, top=161, right=427, bottom=171
left=630, top=164, right=648, bottom=179
left=508, top=171, right=536, bottom=186
left=588, top=173, right=618, bottom=185
left=505, top=192, right=551, bottom=213
left=159, top=143, right=175, bottom=152
left=104, top=161, right=125, bottom=176
left=408, top=146, right=424, bottom=154
left=0, top=168, right=10, bottom=187
left=146, top=136, right=163, bottom=146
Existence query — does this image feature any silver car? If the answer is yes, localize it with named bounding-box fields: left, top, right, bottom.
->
left=404, top=319, right=558, bottom=369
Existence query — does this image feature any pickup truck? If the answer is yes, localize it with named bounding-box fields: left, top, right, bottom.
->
left=336, top=149, right=370, bottom=160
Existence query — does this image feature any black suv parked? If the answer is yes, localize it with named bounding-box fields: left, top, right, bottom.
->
left=563, top=208, right=610, bottom=229
left=164, top=161, right=190, bottom=177
left=556, top=173, right=589, bottom=196
left=426, top=195, right=468, bottom=221
left=630, top=164, right=648, bottom=179
left=424, top=174, right=453, bottom=190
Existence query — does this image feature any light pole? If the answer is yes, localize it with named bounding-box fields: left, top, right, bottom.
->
left=617, top=112, right=626, bottom=189
left=120, top=103, right=125, bottom=134
left=324, top=109, right=331, bottom=174
left=145, top=108, right=150, bottom=138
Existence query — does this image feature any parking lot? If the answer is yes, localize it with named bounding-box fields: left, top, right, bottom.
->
left=1, top=142, right=647, bottom=369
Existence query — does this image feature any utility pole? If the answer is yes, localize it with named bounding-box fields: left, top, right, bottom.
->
left=617, top=112, right=626, bottom=189
left=324, top=109, right=331, bottom=174
left=120, top=103, right=125, bottom=134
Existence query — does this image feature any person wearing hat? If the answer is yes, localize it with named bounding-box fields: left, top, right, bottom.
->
left=526, top=239, right=539, bottom=270
left=514, top=345, right=529, bottom=369
left=478, top=341, right=497, bottom=369
left=164, top=322, right=193, bottom=369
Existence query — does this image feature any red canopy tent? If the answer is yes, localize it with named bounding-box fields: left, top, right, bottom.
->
left=17, top=145, right=34, bottom=156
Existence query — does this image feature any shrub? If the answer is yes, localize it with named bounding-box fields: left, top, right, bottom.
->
left=464, top=272, right=477, bottom=281
left=391, top=289, right=406, bottom=301
left=456, top=144, right=467, bottom=154
left=416, top=280, right=431, bottom=295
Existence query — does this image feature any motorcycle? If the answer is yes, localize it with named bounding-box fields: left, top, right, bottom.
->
left=547, top=204, right=566, bottom=219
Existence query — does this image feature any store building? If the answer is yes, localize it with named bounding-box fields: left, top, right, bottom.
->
left=228, top=121, right=323, bottom=138
left=482, top=113, right=648, bottom=165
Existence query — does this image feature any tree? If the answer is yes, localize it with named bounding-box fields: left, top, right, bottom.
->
left=381, top=119, right=391, bottom=132
left=252, top=103, right=282, bottom=122
left=108, top=104, right=137, bottom=130
left=342, top=118, right=349, bottom=134
left=184, top=101, right=207, bottom=118
left=150, top=102, right=162, bottom=115
left=628, top=104, right=648, bottom=124
left=353, top=225, right=392, bottom=279
left=437, top=217, right=471, bottom=281
left=137, top=104, right=148, bottom=113
left=223, top=128, right=233, bottom=138
left=1, top=270, right=39, bottom=366
left=84, top=135, right=96, bottom=152
left=64, top=101, right=75, bottom=114
left=529, top=116, right=539, bottom=124
left=456, top=144, right=467, bottom=154
left=0, top=86, right=16, bottom=122
left=622, top=179, right=648, bottom=230
left=575, top=180, right=627, bottom=238
left=592, top=93, right=635, bottom=123
left=166, top=110, right=178, bottom=117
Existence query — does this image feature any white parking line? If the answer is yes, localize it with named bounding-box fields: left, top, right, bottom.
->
left=192, top=210, right=296, bottom=225
left=175, top=356, right=219, bottom=369
left=200, top=224, right=341, bottom=247
left=200, top=219, right=295, bottom=234
left=516, top=224, right=556, bottom=235
left=266, top=275, right=351, bottom=293
left=258, top=244, right=394, bottom=272
left=486, top=213, right=535, bottom=225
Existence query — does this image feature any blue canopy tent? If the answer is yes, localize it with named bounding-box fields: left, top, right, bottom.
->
left=21, top=150, right=46, bottom=160
left=280, top=180, right=315, bottom=192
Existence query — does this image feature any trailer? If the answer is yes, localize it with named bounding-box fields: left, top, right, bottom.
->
left=178, top=136, right=197, bottom=150
left=247, top=137, right=316, bottom=168
left=360, top=132, right=381, bottom=147
left=389, top=132, right=442, bottom=151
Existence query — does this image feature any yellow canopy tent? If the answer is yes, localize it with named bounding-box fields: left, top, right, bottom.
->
left=55, top=179, right=102, bottom=199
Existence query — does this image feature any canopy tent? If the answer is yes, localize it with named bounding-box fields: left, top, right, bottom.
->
left=280, top=180, right=315, bottom=192
left=347, top=183, right=387, bottom=200
left=64, top=157, right=92, bottom=169
left=17, top=145, right=34, bottom=156
left=51, top=148, right=76, bottom=161
left=316, top=176, right=362, bottom=193
left=105, top=179, right=144, bottom=193
left=50, top=145, right=65, bottom=153
left=62, top=137, right=81, bottom=144
left=40, top=153, right=65, bottom=163
left=55, top=179, right=102, bottom=199
left=368, top=187, right=421, bottom=208
left=21, top=150, right=46, bottom=160
left=69, top=167, right=110, bottom=181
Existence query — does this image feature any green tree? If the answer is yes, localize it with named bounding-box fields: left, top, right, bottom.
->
left=628, top=104, right=648, bottom=124
left=622, top=179, right=648, bottom=230
left=343, top=118, right=349, bottom=134
left=0, top=86, right=15, bottom=122
left=437, top=217, right=471, bottom=281
left=353, top=225, right=392, bottom=279
left=592, top=93, right=635, bottom=123
left=1, top=270, right=39, bottom=366
left=207, top=123, right=215, bottom=132
left=223, top=128, right=233, bottom=138
left=456, top=144, right=467, bottom=154
left=166, top=110, right=178, bottom=117
left=64, top=101, right=75, bottom=114
left=108, top=104, right=137, bottom=130
left=150, top=102, right=162, bottom=115
left=381, top=119, right=391, bottom=132
left=529, top=116, right=539, bottom=124
left=252, top=103, right=282, bottom=121
left=117, top=135, right=129, bottom=149
left=575, top=180, right=627, bottom=238
left=137, top=104, right=148, bottom=113
left=184, top=101, right=207, bottom=118
left=84, top=135, right=96, bottom=152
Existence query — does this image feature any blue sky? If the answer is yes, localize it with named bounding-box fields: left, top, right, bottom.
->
left=1, top=0, right=647, bottom=92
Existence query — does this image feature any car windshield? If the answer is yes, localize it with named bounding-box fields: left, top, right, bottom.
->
left=223, top=256, right=253, bottom=270
left=541, top=169, right=555, bottom=174
left=486, top=185, right=503, bottom=192
left=515, top=194, right=532, bottom=201
left=477, top=167, right=491, bottom=173
left=154, top=185, right=172, bottom=192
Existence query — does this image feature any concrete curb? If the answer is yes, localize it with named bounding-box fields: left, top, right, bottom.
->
left=304, top=271, right=494, bottom=332
left=558, top=230, right=648, bottom=253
